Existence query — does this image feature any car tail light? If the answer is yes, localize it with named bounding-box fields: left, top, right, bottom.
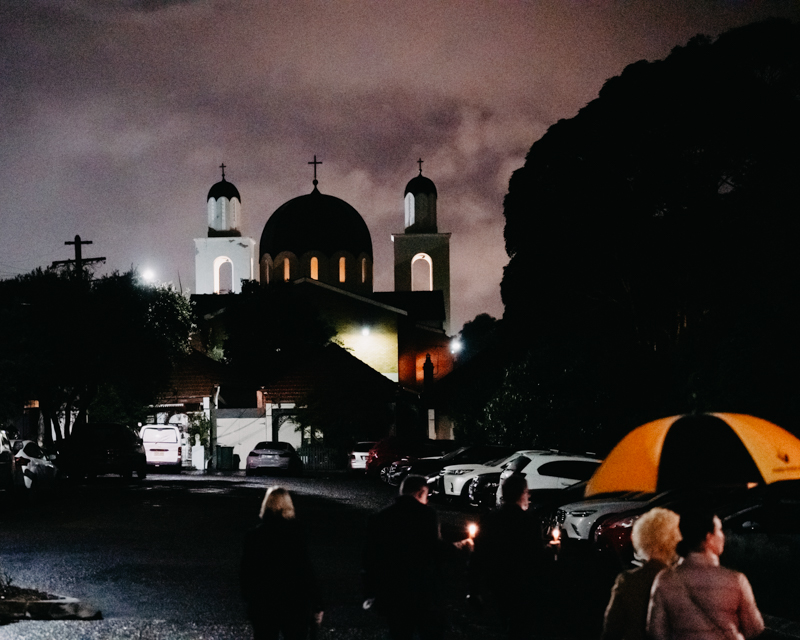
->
left=178, top=447, right=182, bottom=460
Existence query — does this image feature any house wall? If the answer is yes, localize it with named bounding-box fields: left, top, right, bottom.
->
left=216, top=407, right=302, bottom=469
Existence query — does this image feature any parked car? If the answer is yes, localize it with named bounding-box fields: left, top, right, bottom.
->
left=467, top=471, right=503, bottom=509
left=245, top=441, right=303, bottom=476
left=12, top=440, right=58, bottom=490
left=439, top=450, right=519, bottom=501
left=140, top=424, right=183, bottom=471
left=348, top=441, right=377, bottom=472
left=59, top=423, right=147, bottom=481
left=495, top=451, right=602, bottom=507
left=365, top=437, right=461, bottom=482
left=592, top=481, right=800, bottom=569
left=0, top=430, right=14, bottom=491
left=389, top=445, right=514, bottom=488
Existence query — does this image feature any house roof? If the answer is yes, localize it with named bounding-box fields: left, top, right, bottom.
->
left=157, top=349, right=226, bottom=404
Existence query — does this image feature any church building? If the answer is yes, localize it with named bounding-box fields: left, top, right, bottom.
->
left=191, top=158, right=456, bottom=459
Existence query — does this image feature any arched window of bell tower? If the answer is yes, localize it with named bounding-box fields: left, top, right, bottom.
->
left=310, top=257, right=319, bottom=280
left=411, top=253, right=433, bottom=291
left=213, top=256, right=234, bottom=294
left=339, top=257, right=346, bottom=283
left=284, top=259, right=291, bottom=281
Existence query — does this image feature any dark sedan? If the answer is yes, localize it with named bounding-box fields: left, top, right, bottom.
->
left=387, top=444, right=514, bottom=488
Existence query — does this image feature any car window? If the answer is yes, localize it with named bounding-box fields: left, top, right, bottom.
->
left=537, top=460, right=600, bottom=480
left=142, top=428, right=179, bottom=444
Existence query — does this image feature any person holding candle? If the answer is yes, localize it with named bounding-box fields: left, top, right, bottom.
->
left=241, top=486, right=323, bottom=640
left=468, top=473, right=549, bottom=639
left=363, top=474, right=472, bottom=640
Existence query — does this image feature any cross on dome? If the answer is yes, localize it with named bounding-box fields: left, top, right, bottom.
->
left=308, top=155, right=322, bottom=188
left=220, top=163, right=227, bottom=180
left=417, top=158, right=424, bottom=175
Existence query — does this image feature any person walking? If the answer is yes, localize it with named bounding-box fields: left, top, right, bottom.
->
left=241, top=486, right=323, bottom=640
left=363, top=474, right=471, bottom=640
left=601, top=507, right=681, bottom=640
left=468, top=473, right=550, bottom=640
left=647, top=509, right=764, bottom=640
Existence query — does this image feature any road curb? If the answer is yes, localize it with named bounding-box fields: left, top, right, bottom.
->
left=0, top=595, right=101, bottom=621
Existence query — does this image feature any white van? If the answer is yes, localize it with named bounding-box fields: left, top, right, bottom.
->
left=140, top=425, right=182, bottom=470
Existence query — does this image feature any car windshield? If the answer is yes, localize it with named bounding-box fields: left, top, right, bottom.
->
left=440, top=447, right=469, bottom=462
left=254, top=442, right=290, bottom=451
left=486, top=453, right=515, bottom=467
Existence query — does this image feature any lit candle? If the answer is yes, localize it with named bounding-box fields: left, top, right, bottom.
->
left=468, top=523, right=478, bottom=539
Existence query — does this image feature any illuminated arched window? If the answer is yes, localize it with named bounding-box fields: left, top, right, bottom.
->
left=213, top=256, right=234, bottom=294
left=283, top=259, right=290, bottom=281
left=339, top=257, right=346, bottom=283
left=411, top=253, right=433, bottom=291
left=361, top=258, right=367, bottom=283
left=310, top=257, right=319, bottom=280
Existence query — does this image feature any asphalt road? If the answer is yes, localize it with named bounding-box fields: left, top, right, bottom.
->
left=0, top=472, right=600, bottom=640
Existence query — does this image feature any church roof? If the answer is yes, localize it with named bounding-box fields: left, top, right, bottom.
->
left=371, top=291, right=445, bottom=323
left=404, top=174, right=437, bottom=197
left=259, top=343, right=397, bottom=403
left=259, top=187, right=373, bottom=260
left=207, top=178, right=241, bottom=202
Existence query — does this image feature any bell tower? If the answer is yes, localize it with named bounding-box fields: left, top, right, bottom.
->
left=392, top=160, right=452, bottom=333
left=194, top=164, right=256, bottom=294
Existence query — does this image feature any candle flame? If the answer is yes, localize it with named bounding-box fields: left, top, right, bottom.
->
left=468, top=523, right=478, bottom=538
left=551, top=526, right=560, bottom=542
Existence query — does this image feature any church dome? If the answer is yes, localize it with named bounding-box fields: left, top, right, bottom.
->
left=207, top=178, right=241, bottom=202
left=404, top=175, right=437, bottom=197
left=259, top=187, right=373, bottom=260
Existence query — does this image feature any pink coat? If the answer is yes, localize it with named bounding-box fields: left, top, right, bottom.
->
left=647, top=552, right=764, bottom=640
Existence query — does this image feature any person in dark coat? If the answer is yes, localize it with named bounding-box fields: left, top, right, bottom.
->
left=241, top=486, right=323, bottom=640
left=363, top=474, right=472, bottom=640
left=468, top=473, right=550, bottom=640
left=601, top=507, right=681, bottom=640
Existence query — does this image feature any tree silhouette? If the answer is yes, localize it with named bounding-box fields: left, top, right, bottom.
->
left=501, top=19, right=800, bottom=435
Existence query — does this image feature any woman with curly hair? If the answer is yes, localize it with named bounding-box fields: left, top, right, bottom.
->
left=601, top=507, right=682, bottom=640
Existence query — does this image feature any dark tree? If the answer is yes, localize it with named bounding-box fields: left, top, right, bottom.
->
left=456, top=313, right=500, bottom=363
left=501, top=19, right=800, bottom=435
left=0, top=268, right=194, bottom=443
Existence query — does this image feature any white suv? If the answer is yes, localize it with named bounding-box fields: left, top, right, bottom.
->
left=440, top=452, right=536, bottom=502
left=495, top=451, right=601, bottom=508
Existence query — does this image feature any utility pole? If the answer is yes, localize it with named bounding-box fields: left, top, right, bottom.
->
left=51, top=235, right=106, bottom=277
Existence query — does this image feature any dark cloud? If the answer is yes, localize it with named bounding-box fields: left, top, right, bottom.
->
left=1, top=0, right=798, bottom=330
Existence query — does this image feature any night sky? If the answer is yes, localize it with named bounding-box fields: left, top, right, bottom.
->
left=2, top=1, right=798, bottom=333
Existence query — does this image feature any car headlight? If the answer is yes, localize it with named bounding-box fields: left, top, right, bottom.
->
left=568, top=510, right=598, bottom=518
left=447, top=469, right=474, bottom=475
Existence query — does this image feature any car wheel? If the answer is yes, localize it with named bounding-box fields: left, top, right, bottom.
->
left=379, top=465, right=391, bottom=484
left=136, top=466, right=147, bottom=480
left=121, top=468, right=133, bottom=480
